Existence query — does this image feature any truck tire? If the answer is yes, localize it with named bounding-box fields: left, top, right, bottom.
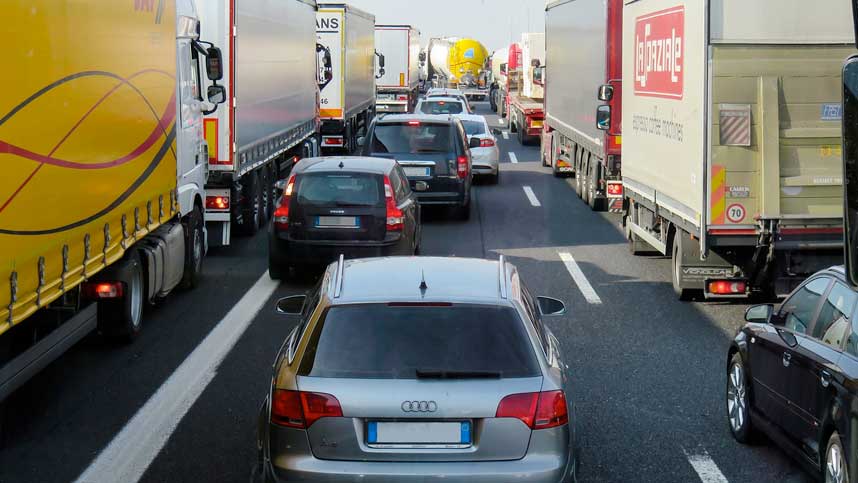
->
left=671, top=230, right=696, bottom=301
left=179, top=206, right=204, bottom=290
left=259, top=165, right=272, bottom=224
left=99, top=252, right=144, bottom=342
left=588, top=167, right=604, bottom=212
left=240, top=171, right=263, bottom=235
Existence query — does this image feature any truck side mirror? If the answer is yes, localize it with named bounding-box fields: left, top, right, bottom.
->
left=598, top=84, right=613, bottom=102
left=596, top=105, right=611, bottom=131
left=533, top=66, right=544, bottom=86
left=375, top=51, right=386, bottom=79
left=842, top=55, right=858, bottom=286
left=205, top=47, right=223, bottom=81
left=207, top=84, right=226, bottom=105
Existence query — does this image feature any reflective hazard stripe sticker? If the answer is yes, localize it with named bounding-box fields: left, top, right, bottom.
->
left=711, top=165, right=726, bottom=224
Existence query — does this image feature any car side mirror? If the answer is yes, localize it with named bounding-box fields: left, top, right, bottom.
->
left=207, top=84, right=226, bottom=105
left=469, top=137, right=482, bottom=149
left=275, top=295, right=306, bottom=315
left=596, top=105, right=611, bottom=131
left=537, top=297, right=566, bottom=317
left=205, top=47, right=224, bottom=81
left=744, top=304, right=773, bottom=323
left=597, top=84, right=613, bottom=102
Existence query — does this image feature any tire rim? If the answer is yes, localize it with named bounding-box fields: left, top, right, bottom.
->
left=192, top=227, right=203, bottom=272
left=727, top=362, right=747, bottom=433
left=130, top=267, right=143, bottom=329
left=827, top=442, right=847, bottom=483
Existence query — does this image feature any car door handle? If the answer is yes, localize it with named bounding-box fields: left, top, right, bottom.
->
left=821, top=370, right=832, bottom=388
left=782, top=352, right=792, bottom=367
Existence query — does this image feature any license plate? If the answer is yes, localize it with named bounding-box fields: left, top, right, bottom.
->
left=403, top=167, right=431, bottom=177
left=315, top=216, right=359, bottom=228
left=367, top=421, right=471, bottom=446
left=531, top=120, right=543, bottom=129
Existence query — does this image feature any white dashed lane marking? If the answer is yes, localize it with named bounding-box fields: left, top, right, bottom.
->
left=558, top=252, right=602, bottom=304
left=523, top=186, right=541, bottom=207
left=684, top=450, right=729, bottom=483
left=509, top=152, right=518, bottom=163
left=502, top=131, right=509, bottom=140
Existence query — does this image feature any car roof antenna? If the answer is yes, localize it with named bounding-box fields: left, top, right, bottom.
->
left=419, top=270, right=428, bottom=295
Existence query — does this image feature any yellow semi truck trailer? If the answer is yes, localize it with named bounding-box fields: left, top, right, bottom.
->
left=620, top=0, right=856, bottom=299
left=0, top=0, right=224, bottom=435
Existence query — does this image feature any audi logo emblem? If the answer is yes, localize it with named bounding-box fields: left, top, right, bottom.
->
left=401, top=400, right=437, bottom=412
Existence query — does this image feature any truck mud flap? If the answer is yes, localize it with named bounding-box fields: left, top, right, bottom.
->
left=675, top=234, right=736, bottom=290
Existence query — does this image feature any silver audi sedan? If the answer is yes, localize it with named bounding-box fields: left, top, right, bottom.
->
left=254, top=256, right=578, bottom=483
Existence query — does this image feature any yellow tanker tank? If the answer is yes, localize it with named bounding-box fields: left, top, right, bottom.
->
left=448, top=39, right=488, bottom=85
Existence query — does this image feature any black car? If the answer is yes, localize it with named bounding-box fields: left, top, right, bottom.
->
left=360, top=114, right=478, bottom=220
left=268, top=157, right=421, bottom=279
left=727, top=266, right=858, bottom=482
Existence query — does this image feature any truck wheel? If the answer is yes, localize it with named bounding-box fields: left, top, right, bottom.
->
left=588, top=167, right=604, bottom=212
left=259, top=166, right=272, bottom=224
left=100, top=252, right=144, bottom=342
left=179, top=206, right=204, bottom=290
left=238, top=171, right=261, bottom=236
left=672, top=230, right=696, bottom=301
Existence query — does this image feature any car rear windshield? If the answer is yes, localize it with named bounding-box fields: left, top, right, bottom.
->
left=462, top=120, right=486, bottom=136
left=298, top=304, right=541, bottom=379
left=370, top=123, right=452, bottom=154
left=296, top=173, right=382, bottom=207
left=419, top=101, right=463, bottom=115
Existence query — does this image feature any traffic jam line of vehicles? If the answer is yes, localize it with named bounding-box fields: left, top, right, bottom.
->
left=7, top=0, right=858, bottom=482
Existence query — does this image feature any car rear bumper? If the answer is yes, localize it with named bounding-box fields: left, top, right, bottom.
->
left=271, top=233, right=411, bottom=266
left=413, top=189, right=467, bottom=206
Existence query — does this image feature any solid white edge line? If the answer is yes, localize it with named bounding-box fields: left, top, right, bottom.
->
left=684, top=450, right=729, bottom=483
left=502, top=131, right=509, bottom=140
left=558, top=252, right=602, bottom=304
left=509, top=152, right=518, bottom=163
left=75, top=272, right=280, bottom=483
left=522, top=186, right=541, bottom=207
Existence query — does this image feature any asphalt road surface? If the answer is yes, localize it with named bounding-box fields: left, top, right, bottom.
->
left=0, top=102, right=814, bottom=483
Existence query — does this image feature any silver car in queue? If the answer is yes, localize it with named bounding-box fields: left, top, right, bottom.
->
left=254, top=256, right=578, bottom=483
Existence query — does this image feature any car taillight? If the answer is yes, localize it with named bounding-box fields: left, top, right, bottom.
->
left=708, top=280, right=747, bottom=295
left=205, top=195, right=230, bottom=210
left=273, top=174, right=296, bottom=230
left=271, top=389, right=343, bottom=429
left=457, top=155, right=469, bottom=179
left=480, top=139, right=495, bottom=148
left=383, top=175, right=404, bottom=231
left=496, top=390, right=568, bottom=430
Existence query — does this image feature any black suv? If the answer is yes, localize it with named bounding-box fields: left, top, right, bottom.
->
left=268, top=157, right=421, bottom=279
left=727, top=266, right=858, bottom=481
left=360, top=114, right=478, bottom=220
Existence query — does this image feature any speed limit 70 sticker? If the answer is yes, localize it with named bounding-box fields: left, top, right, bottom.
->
left=726, top=204, right=746, bottom=223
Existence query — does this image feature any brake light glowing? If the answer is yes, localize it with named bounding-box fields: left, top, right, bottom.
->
left=271, top=390, right=343, bottom=429
left=438, top=101, right=446, bottom=105
left=273, top=174, right=296, bottom=230
left=407, top=121, right=421, bottom=126
left=708, top=280, right=747, bottom=295
left=205, top=195, right=230, bottom=210
left=496, top=390, right=568, bottom=430
left=607, top=182, right=623, bottom=197
left=480, top=139, right=496, bottom=148
left=324, top=137, right=343, bottom=146
left=457, top=155, right=469, bottom=179
left=383, top=175, right=404, bottom=231
left=83, top=282, right=124, bottom=299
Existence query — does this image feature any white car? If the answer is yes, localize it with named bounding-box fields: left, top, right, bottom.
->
left=459, top=114, right=500, bottom=183
left=425, top=89, right=473, bottom=113
left=415, top=97, right=470, bottom=116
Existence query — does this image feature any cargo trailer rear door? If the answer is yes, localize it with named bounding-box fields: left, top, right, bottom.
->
left=317, top=7, right=345, bottom=120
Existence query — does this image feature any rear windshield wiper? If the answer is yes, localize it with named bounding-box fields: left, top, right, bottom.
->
left=415, top=370, right=502, bottom=379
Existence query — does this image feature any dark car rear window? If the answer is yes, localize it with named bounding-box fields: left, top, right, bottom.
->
left=419, top=101, right=463, bottom=115
left=296, top=173, right=382, bottom=207
left=370, top=123, right=452, bottom=154
left=298, top=304, right=541, bottom=379
left=462, top=120, right=486, bottom=136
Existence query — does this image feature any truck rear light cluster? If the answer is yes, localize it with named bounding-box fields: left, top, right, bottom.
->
left=205, top=195, right=230, bottom=210
left=708, top=280, right=747, bottom=295
left=457, top=156, right=469, bottom=179
left=480, top=139, right=496, bottom=148
left=82, top=281, right=125, bottom=300
left=273, top=174, right=296, bottom=230
left=324, top=137, right=343, bottom=146
left=396, top=94, right=409, bottom=101
left=496, top=390, right=569, bottom=430
left=271, top=389, right=343, bottom=429
left=606, top=182, right=623, bottom=197
left=383, top=175, right=404, bottom=231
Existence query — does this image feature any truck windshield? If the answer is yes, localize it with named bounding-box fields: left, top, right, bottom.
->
left=370, top=123, right=452, bottom=154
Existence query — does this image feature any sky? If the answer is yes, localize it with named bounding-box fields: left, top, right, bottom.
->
left=341, top=0, right=547, bottom=52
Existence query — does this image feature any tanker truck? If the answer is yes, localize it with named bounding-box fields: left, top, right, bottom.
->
left=427, top=37, right=489, bottom=100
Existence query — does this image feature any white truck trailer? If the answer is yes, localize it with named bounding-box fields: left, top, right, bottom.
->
left=508, top=33, right=545, bottom=146
left=316, top=3, right=377, bottom=153
left=621, top=0, right=855, bottom=299
left=375, top=25, right=421, bottom=114
left=1, top=0, right=224, bottom=439
left=200, top=0, right=321, bottom=245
